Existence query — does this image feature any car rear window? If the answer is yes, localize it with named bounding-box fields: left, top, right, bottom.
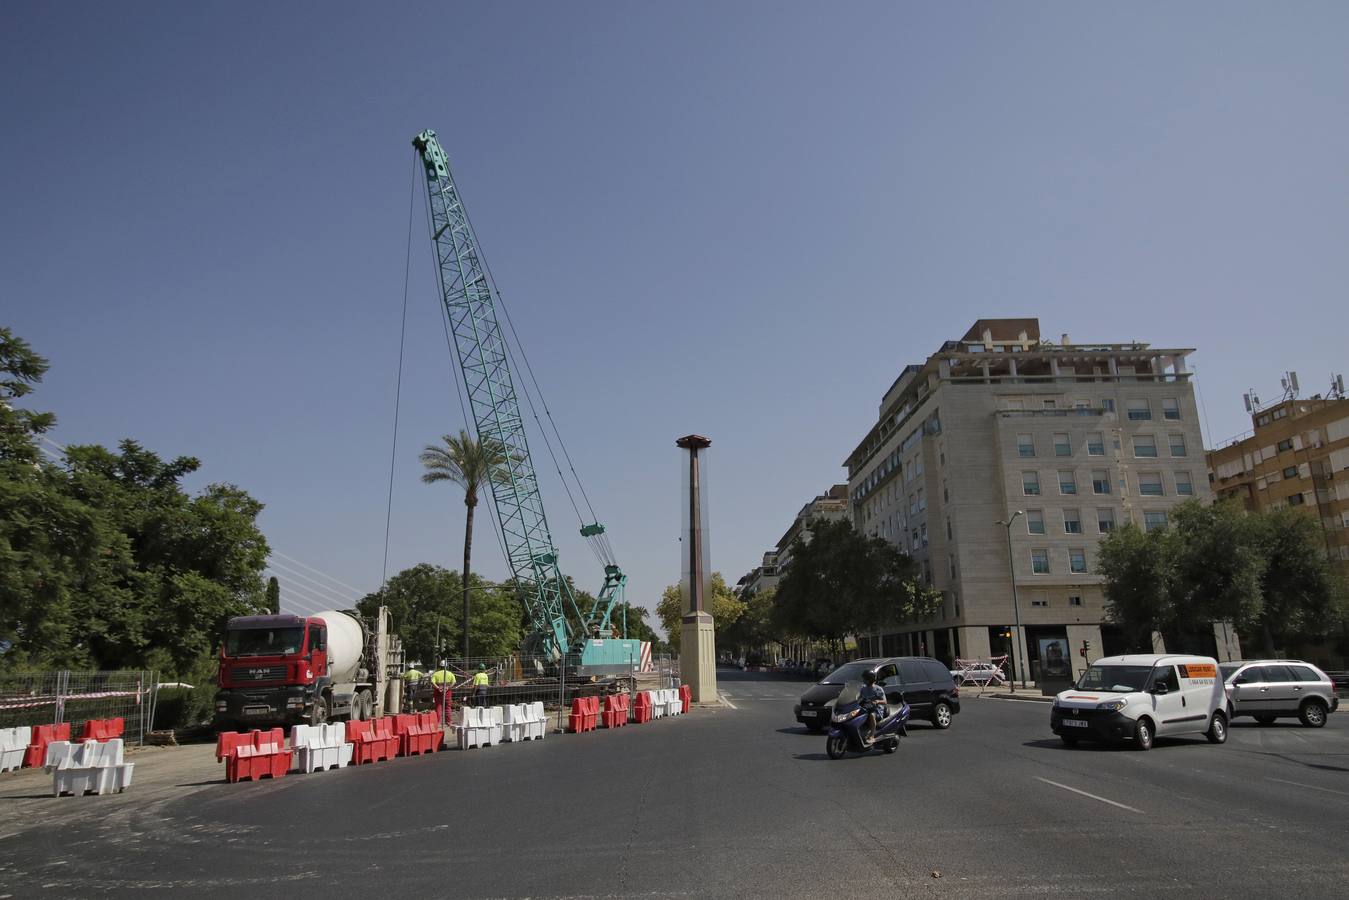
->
left=1290, top=666, right=1323, bottom=683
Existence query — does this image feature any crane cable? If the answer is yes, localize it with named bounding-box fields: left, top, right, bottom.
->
left=380, top=152, right=418, bottom=591
left=450, top=175, right=617, bottom=568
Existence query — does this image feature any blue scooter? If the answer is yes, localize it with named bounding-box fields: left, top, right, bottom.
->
left=825, top=682, right=910, bottom=759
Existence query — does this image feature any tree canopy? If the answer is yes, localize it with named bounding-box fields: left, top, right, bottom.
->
left=655, top=572, right=745, bottom=652
left=1098, top=499, right=1347, bottom=655
left=0, top=327, right=271, bottom=675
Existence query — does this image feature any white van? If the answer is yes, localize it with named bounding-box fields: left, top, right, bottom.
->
left=1050, top=654, right=1227, bottom=750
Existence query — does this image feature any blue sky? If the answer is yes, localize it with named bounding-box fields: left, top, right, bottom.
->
left=5, top=3, right=1347, bottom=631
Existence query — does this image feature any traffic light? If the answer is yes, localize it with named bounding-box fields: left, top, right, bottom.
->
left=1080, top=639, right=1092, bottom=658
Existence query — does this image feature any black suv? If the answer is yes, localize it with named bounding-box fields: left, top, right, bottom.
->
left=793, top=657, right=960, bottom=732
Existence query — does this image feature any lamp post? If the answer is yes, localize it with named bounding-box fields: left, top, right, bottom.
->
left=996, top=510, right=1027, bottom=691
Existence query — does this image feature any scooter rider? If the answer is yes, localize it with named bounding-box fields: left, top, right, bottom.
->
left=858, top=669, right=887, bottom=743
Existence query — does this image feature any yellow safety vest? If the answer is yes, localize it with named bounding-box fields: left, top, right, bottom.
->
left=430, top=670, right=456, bottom=686
left=472, top=671, right=490, bottom=687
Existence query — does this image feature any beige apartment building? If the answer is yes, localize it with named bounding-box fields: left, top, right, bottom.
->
left=844, top=318, right=1221, bottom=680
left=736, top=485, right=850, bottom=597
left=1207, top=393, right=1349, bottom=572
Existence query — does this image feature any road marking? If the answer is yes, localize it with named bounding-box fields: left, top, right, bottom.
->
left=1035, top=777, right=1144, bottom=813
left=1267, top=777, right=1349, bottom=798
left=718, top=692, right=738, bottom=709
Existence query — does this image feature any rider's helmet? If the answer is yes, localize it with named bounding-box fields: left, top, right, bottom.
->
left=862, top=669, right=877, bottom=685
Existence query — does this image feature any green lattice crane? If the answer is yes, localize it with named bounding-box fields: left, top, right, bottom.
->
left=412, top=129, right=637, bottom=666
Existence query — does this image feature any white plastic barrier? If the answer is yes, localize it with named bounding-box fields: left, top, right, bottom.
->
left=526, top=702, right=547, bottom=740
left=45, top=738, right=134, bottom=796
left=665, top=688, right=682, bottom=717
left=291, top=723, right=353, bottom=773
left=0, top=726, right=31, bottom=773
left=502, top=705, right=529, bottom=743
left=487, top=706, right=505, bottom=745
left=456, top=707, right=494, bottom=749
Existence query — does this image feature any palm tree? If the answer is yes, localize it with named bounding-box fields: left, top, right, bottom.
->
left=420, top=430, right=508, bottom=660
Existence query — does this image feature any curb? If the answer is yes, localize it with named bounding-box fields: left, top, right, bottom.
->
left=983, top=693, right=1054, bottom=704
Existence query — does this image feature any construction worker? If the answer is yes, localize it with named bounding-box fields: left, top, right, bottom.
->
left=430, top=664, right=457, bottom=720
left=402, top=665, right=425, bottom=713
left=472, top=664, right=490, bottom=708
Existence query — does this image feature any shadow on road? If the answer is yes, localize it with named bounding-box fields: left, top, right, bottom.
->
left=776, top=726, right=818, bottom=736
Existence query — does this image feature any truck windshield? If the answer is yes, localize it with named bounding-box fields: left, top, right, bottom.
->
left=1076, top=664, right=1151, bottom=693
left=226, top=627, right=304, bottom=657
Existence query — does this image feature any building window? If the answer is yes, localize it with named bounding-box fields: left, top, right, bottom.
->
left=1127, top=399, right=1151, bottom=420
left=1175, top=472, right=1193, bottom=495
left=1277, top=438, right=1293, bottom=452
left=1054, top=433, right=1071, bottom=457
left=1097, top=508, right=1116, bottom=532
left=1043, top=399, right=1056, bottom=409
left=1031, top=597, right=1049, bottom=608
left=1023, top=472, right=1041, bottom=495
left=1102, top=398, right=1115, bottom=412
left=1092, top=469, right=1110, bottom=494
left=1068, top=595, right=1084, bottom=607
left=1018, top=434, right=1035, bottom=457
left=1027, top=509, right=1045, bottom=535
left=1087, top=432, right=1105, bottom=456
left=1169, top=434, right=1187, bottom=457
left=1289, top=493, right=1305, bottom=506
left=1059, top=470, right=1078, bottom=495
left=1069, top=548, right=1087, bottom=574
left=1031, top=549, right=1050, bottom=574
left=1163, top=398, right=1180, bottom=420
left=1283, top=466, right=1298, bottom=479
left=1138, top=472, right=1164, bottom=496
left=1143, top=510, right=1169, bottom=532
left=1133, top=435, right=1157, bottom=458
left=1257, top=414, right=1271, bottom=426
left=1064, top=509, right=1082, bottom=534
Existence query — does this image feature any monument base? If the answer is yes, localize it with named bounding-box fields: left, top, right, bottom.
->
left=681, top=612, right=717, bottom=703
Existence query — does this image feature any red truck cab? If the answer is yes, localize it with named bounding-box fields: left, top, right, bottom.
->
left=214, top=614, right=329, bottom=731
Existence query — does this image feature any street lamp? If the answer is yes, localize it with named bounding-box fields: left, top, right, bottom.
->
left=996, top=510, right=1028, bottom=691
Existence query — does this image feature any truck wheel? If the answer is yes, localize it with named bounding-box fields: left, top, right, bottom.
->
left=1133, top=717, right=1154, bottom=751
left=311, top=694, right=330, bottom=726
left=356, top=689, right=374, bottom=721
left=1206, top=711, right=1227, bottom=744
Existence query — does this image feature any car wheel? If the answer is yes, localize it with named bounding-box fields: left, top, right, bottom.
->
left=1133, top=717, right=1154, bottom=751
left=1206, top=711, right=1227, bottom=744
left=1060, top=734, right=1079, bottom=747
left=1253, top=714, right=1276, bottom=725
left=931, top=701, right=953, bottom=730
left=1299, top=700, right=1328, bottom=728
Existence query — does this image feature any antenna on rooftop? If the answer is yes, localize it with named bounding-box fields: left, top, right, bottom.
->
left=1280, top=371, right=1300, bottom=402
left=1242, top=389, right=1260, bottom=414
left=1331, top=374, right=1346, bottom=399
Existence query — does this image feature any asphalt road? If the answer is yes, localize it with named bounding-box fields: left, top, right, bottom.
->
left=2, top=668, right=1348, bottom=898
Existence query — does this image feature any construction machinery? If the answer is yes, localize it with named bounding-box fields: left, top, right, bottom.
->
left=412, top=129, right=639, bottom=673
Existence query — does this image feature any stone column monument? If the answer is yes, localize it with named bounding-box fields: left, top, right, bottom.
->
left=676, top=434, right=716, bottom=702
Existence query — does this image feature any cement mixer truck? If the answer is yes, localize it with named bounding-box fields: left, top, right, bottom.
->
left=213, top=607, right=404, bottom=732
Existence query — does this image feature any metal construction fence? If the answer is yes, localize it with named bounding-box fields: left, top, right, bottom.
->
left=0, top=670, right=158, bottom=746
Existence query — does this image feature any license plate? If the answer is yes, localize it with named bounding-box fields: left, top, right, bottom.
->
left=1061, top=718, right=1089, bottom=728
left=243, top=705, right=271, bottom=717
left=801, top=709, right=817, bottom=717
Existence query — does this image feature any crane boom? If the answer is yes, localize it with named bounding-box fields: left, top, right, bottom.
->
left=412, top=129, right=631, bottom=663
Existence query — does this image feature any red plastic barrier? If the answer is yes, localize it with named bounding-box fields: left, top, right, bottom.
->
left=602, top=693, right=629, bottom=728
left=568, top=698, right=589, bottom=733
left=24, top=723, right=72, bottom=769
left=76, top=717, right=126, bottom=744
left=221, top=728, right=290, bottom=783
left=393, top=712, right=440, bottom=756
left=347, top=719, right=393, bottom=764
left=679, top=684, right=692, bottom=714
left=632, top=692, right=653, bottom=724
left=586, top=696, right=601, bottom=731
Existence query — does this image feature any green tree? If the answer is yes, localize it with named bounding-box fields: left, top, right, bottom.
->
left=1167, top=500, right=1265, bottom=644
left=420, top=430, right=509, bottom=659
left=358, top=564, right=524, bottom=664
left=773, top=519, right=938, bottom=651
left=1097, top=522, right=1176, bottom=651
left=655, top=572, right=746, bottom=652
left=266, top=576, right=280, bottom=615
left=721, top=587, right=779, bottom=658
left=1250, top=507, right=1347, bottom=655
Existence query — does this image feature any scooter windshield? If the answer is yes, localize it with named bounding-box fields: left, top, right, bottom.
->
left=834, top=681, right=862, bottom=707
